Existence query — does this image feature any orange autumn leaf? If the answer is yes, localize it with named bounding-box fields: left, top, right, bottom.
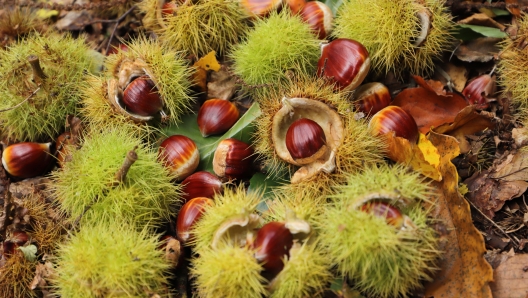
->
left=385, top=132, right=442, bottom=181
left=192, top=51, right=221, bottom=91
left=434, top=105, right=495, bottom=154
left=424, top=131, right=493, bottom=298
left=392, top=75, right=468, bottom=134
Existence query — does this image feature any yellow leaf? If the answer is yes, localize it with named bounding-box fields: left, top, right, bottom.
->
left=192, top=51, right=221, bottom=91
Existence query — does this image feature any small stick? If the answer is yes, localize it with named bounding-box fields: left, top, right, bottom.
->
left=112, top=145, right=138, bottom=186
left=0, top=86, right=40, bottom=113
left=28, top=55, right=47, bottom=81
left=105, top=5, right=137, bottom=54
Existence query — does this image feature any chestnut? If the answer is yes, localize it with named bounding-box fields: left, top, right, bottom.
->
left=353, top=82, right=392, bottom=116
left=2, top=230, right=29, bottom=257
left=158, top=135, right=200, bottom=181
left=462, top=74, right=495, bottom=110
left=240, top=0, right=282, bottom=17
left=176, top=197, right=214, bottom=244
left=181, top=171, right=223, bottom=203
left=2, top=142, right=54, bottom=179
left=213, top=138, right=254, bottom=180
left=299, top=1, right=333, bottom=39
left=368, top=106, right=419, bottom=144
left=285, top=0, right=306, bottom=14
left=360, top=201, right=404, bottom=229
left=197, top=99, right=239, bottom=137
left=317, top=38, right=370, bottom=91
left=285, top=118, right=327, bottom=165
left=122, top=76, right=164, bottom=117
left=252, top=221, right=293, bottom=280
left=162, top=1, right=179, bottom=16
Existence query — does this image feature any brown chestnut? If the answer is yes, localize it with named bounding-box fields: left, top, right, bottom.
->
left=162, top=1, right=179, bottom=16
left=240, top=0, right=282, bottom=17
left=176, top=197, right=214, bottom=244
left=462, top=74, right=495, bottom=110
left=158, top=135, right=200, bottom=181
left=2, top=142, right=54, bottom=179
left=299, top=1, right=333, bottom=39
left=285, top=118, right=327, bottom=165
left=285, top=0, right=306, bottom=14
left=213, top=138, right=254, bottom=180
left=353, top=82, right=392, bottom=116
left=197, top=99, right=239, bottom=137
left=317, top=38, right=370, bottom=91
left=368, top=106, right=419, bottom=144
left=181, top=171, right=223, bottom=203
left=252, top=221, right=293, bottom=280
left=2, top=230, right=29, bottom=257
left=360, top=201, right=404, bottom=229
left=122, top=76, right=164, bottom=117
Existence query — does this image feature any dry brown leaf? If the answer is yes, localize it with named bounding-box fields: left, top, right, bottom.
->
left=512, top=128, right=528, bottom=147
left=454, top=37, right=502, bottom=63
left=434, top=105, right=495, bottom=154
left=207, top=65, right=238, bottom=101
left=492, top=151, right=528, bottom=181
left=392, top=76, right=468, bottom=134
left=458, top=13, right=507, bottom=31
left=424, top=131, right=493, bottom=298
left=490, top=254, right=528, bottom=298
left=433, top=63, right=468, bottom=92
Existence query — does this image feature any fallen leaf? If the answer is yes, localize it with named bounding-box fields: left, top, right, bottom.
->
left=492, top=151, right=528, bottom=181
left=392, top=76, right=468, bottom=134
left=207, top=65, right=238, bottom=100
left=385, top=132, right=442, bottom=181
left=424, top=131, right=493, bottom=298
left=454, top=37, right=502, bottom=63
left=512, top=128, right=528, bottom=147
left=433, top=63, right=468, bottom=92
left=192, top=51, right=221, bottom=92
left=434, top=105, right=495, bottom=154
left=490, top=254, right=528, bottom=298
left=458, top=13, right=507, bottom=31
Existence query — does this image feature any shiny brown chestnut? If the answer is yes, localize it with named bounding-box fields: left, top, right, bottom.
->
left=240, top=0, right=282, bottom=17
left=176, top=197, right=214, bottom=244
left=285, top=118, right=327, bottom=165
left=285, top=0, right=306, bottom=14
left=462, top=74, right=495, bottom=110
left=213, top=138, right=254, bottom=180
left=252, top=221, right=293, bottom=281
left=181, top=171, right=223, bottom=203
left=2, top=142, right=54, bottom=179
left=162, top=1, right=179, bottom=15
left=368, top=106, right=419, bottom=144
left=2, top=230, right=29, bottom=257
left=197, top=99, right=240, bottom=137
left=360, top=201, right=406, bottom=230
left=317, top=38, right=370, bottom=91
left=122, top=76, right=164, bottom=117
left=299, top=1, right=333, bottom=39
left=353, top=82, right=392, bottom=116
left=158, top=135, right=200, bottom=181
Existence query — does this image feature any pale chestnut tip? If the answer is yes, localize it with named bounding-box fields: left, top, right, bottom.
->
left=197, top=99, right=239, bottom=137
left=317, top=38, right=370, bottom=91
left=240, top=0, right=282, bottom=18
left=353, top=82, right=392, bottom=116
left=176, top=197, right=214, bottom=244
left=368, top=106, right=419, bottom=144
left=2, top=142, right=54, bottom=179
left=212, top=138, right=254, bottom=180
left=299, top=1, right=333, bottom=40
left=158, top=135, right=200, bottom=181
left=122, top=76, right=164, bottom=117
left=285, top=118, right=327, bottom=165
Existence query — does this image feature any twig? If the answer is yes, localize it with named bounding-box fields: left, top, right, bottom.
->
left=0, top=86, right=40, bottom=113
left=465, top=197, right=520, bottom=246
left=112, top=146, right=138, bottom=187
left=105, top=5, right=137, bottom=54
left=28, top=55, right=47, bottom=82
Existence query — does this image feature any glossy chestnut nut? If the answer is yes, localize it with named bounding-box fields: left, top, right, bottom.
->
left=240, top=0, right=282, bottom=17
left=158, top=135, right=200, bottom=181
left=360, top=201, right=404, bottom=229
left=368, top=106, right=419, bottom=144
left=197, top=99, right=239, bottom=137
left=317, top=38, right=370, bottom=91
left=285, top=118, right=327, bottom=165
left=2, top=142, right=54, bottom=179
left=353, top=82, right=392, bottom=116
left=213, top=138, right=254, bottom=180
left=462, top=74, right=495, bottom=110
left=162, top=1, right=179, bottom=15
left=122, top=76, right=164, bottom=117
left=285, top=0, right=306, bottom=14
left=2, top=230, right=29, bottom=257
left=176, top=197, right=214, bottom=244
left=181, top=171, right=223, bottom=203
left=252, top=221, right=293, bottom=280
left=299, top=1, right=333, bottom=39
